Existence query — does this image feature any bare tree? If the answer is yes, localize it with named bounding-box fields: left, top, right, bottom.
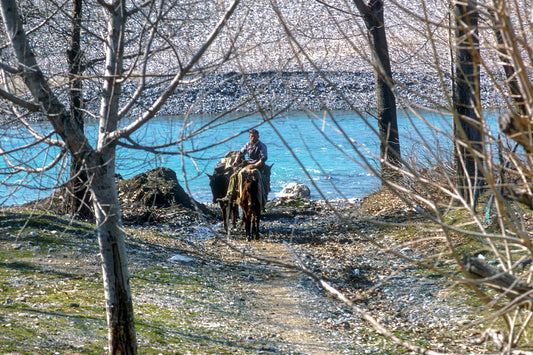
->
left=266, top=0, right=533, bottom=351
left=453, top=0, right=483, bottom=205
left=352, top=0, right=401, bottom=183
left=349, top=0, right=533, bottom=351
left=0, top=0, right=240, bottom=352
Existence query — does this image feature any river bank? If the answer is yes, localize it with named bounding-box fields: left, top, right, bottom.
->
left=122, top=70, right=505, bottom=118
left=0, top=189, right=494, bottom=353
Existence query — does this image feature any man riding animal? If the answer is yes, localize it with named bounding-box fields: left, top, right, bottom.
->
left=218, top=129, right=271, bottom=238
left=220, top=129, right=269, bottom=207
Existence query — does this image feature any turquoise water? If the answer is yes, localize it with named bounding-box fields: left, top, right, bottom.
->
left=1, top=109, right=496, bottom=205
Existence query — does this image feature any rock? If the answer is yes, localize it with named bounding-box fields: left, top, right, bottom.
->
left=117, top=167, right=194, bottom=209
left=169, top=254, right=193, bottom=263
left=116, top=167, right=214, bottom=224
left=278, top=183, right=311, bottom=199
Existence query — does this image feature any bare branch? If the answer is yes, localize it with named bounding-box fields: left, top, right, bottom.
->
left=107, top=0, right=241, bottom=142
left=499, top=112, right=533, bottom=154
left=0, top=86, right=40, bottom=111
left=0, top=0, right=93, bottom=160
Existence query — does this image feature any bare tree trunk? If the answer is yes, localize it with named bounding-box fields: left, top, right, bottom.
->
left=68, top=0, right=92, bottom=220
left=353, top=0, right=401, bottom=183
left=95, top=2, right=137, bottom=353
left=2, top=0, right=240, bottom=352
left=1, top=1, right=136, bottom=352
left=490, top=0, right=533, bottom=153
left=91, top=152, right=136, bottom=354
left=453, top=0, right=483, bottom=205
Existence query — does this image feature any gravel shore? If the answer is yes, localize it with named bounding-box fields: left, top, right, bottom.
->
left=123, top=69, right=505, bottom=118
left=8, top=0, right=508, bottom=120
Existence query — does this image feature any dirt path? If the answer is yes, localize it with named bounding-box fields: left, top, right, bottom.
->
left=210, top=240, right=355, bottom=354
left=247, top=271, right=336, bottom=354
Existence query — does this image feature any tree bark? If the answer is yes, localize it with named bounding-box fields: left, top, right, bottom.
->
left=1, top=1, right=137, bottom=353
left=462, top=254, right=533, bottom=303
left=91, top=152, right=137, bottom=354
left=95, top=2, right=137, bottom=353
left=1, top=0, right=239, bottom=352
left=353, top=0, right=401, bottom=183
left=453, top=0, right=483, bottom=205
left=68, top=0, right=93, bottom=220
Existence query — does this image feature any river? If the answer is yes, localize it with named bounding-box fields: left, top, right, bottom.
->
left=1, top=109, right=499, bottom=206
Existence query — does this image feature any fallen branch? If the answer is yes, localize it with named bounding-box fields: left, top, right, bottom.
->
left=462, top=254, right=533, bottom=303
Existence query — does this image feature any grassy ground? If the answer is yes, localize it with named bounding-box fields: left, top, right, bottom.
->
left=0, top=206, right=357, bottom=354
left=1, top=191, right=525, bottom=354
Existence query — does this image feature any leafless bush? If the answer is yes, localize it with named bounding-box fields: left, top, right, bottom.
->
left=266, top=0, right=533, bottom=352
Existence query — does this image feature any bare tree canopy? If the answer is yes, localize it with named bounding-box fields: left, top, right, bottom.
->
left=1, top=0, right=241, bottom=352
left=2, top=0, right=533, bottom=353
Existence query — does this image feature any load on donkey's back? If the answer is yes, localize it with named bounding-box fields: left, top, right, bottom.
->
left=219, top=128, right=271, bottom=208
left=208, top=129, right=272, bottom=239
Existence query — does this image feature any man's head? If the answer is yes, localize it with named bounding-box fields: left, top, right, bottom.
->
left=249, top=129, right=259, bottom=144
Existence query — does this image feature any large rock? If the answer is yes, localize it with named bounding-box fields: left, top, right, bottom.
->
left=117, top=167, right=194, bottom=209
left=279, top=183, right=311, bottom=199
